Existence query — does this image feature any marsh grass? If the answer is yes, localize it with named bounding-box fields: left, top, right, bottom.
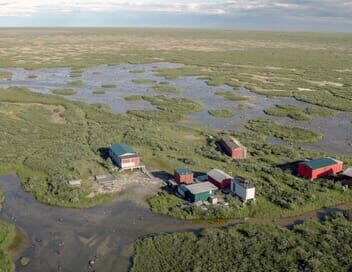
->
left=265, top=104, right=336, bottom=121
left=246, top=119, right=323, bottom=143
left=101, top=84, right=117, bottom=89
left=68, top=80, right=84, bottom=86
left=208, top=109, right=234, bottom=118
left=152, top=84, right=182, bottom=94
left=132, top=79, right=156, bottom=85
left=215, top=91, right=247, bottom=101
left=0, top=71, right=12, bottom=80
left=51, top=89, right=77, bottom=96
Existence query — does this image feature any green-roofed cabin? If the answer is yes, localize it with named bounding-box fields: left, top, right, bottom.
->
left=109, top=143, right=141, bottom=169
left=174, top=169, right=193, bottom=184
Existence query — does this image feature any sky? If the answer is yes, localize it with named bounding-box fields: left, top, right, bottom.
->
left=0, top=0, right=351, bottom=32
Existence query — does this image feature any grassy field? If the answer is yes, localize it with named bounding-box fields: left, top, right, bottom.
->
left=132, top=209, right=352, bottom=272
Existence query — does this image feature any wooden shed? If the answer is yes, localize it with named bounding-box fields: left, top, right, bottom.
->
left=297, top=158, right=343, bottom=180
left=174, top=169, right=193, bottom=184
left=109, top=143, right=140, bottom=169
left=207, top=169, right=233, bottom=189
left=220, top=136, right=247, bottom=160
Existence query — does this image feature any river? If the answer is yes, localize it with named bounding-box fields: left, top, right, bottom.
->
left=1, top=174, right=351, bottom=272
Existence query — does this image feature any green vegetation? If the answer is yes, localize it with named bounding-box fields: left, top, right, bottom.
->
left=215, top=91, right=247, bottom=101
left=128, top=95, right=203, bottom=122
left=0, top=29, right=351, bottom=113
left=0, top=71, right=12, bottom=80
left=208, top=109, right=234, bottom=118
left=0, top=87, right=351, bottom=217
left=69, top=68, right=83, bottom=78
left=129, top=70, right=144, bottom=74
left=93, top=89, right=106, bottom=95
left=28, top=75, right=38, bottom=79
left=132, top=79, right=156, bottom=85
left=124, top=95, right=143, bottom=102
left=246, top=119, right=323, bottom=144
left=265, top=104, right=336, bottom=121
left=101, top=84, right=116, bottom=89
left=152, top=84, right=182, bottom=94
left=51, top=89, right=77, bottom=96
left=68, top=80, right=84, bottom=86
left=132, top=209, right=352, bottom=272
left=0, top=193, right=16, bottom=272
left=0, top=87, right=203, bottom=207
left=19, top=257, right=30, bottom=267
left=265, top=104, right=310, bottom=121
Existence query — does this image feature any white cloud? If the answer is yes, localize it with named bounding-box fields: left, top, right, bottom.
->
left=0, top=0, right=230, bottom=16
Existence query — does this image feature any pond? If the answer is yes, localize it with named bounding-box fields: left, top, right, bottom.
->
left=0, top=63, right=351, bottom=155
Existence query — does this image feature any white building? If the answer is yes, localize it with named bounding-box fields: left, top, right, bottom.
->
left=68, top=179, right=81, bottom=187
left=231, top=177, right=255, bottom=202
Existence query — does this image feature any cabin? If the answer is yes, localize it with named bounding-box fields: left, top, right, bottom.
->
left=174, top=169, right=193, bottom=184
left=231, top=177, right=255, bottom=202
left=297, top=158, right=343, bottom=180
left=182, top=182, right=218, bottom=203
left=220, top=136, right=247, bottom=160
left=207, top=169, right=233, bottom=189
left=341, top=168, right=352, bottom=188
left=109, top=143, right=141, bottom=169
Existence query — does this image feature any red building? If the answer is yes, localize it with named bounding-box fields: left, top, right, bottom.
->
left=220, top=136, right=247, bottom=160
left=207, top=169, right=233, bottom=189
left=297, top=158, right=343, bottom=180
left=174, top=169, right=194, bottom=184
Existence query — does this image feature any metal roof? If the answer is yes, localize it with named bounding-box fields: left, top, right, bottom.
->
left=234, top=177, right=255, bottom=189
left=343, top=167, right=352, bottom=178
left=301, top=158, right=341, bottom=170
left=207, top=169, right=233, bottom=181
left=221, top=136, right=244, bottom=149
left=111, top=143, right=136, bottom=157
left=175, top=169, right=193, bottom=175
left=184, top=182, right=217, bottom=195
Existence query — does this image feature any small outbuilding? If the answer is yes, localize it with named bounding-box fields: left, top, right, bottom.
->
left=341, top=168, right=352, bottom=188
left=231, top=177, right=255, bottom=202
left=174, top=169, right=193, bottom=184
left=109, top=143, right=141, bottom=169
left=183, top=182, right=218, bottom=203
left=207, top=169, right=233, bottom=189
left=68, top=179, right=81, bottom=187
left=220, top=136, right=247, bottom=160
left=297, top=158, right=343, bottom=180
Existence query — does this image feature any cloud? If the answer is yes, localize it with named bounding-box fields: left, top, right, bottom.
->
left=0, top=0, right=351, bottom=31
